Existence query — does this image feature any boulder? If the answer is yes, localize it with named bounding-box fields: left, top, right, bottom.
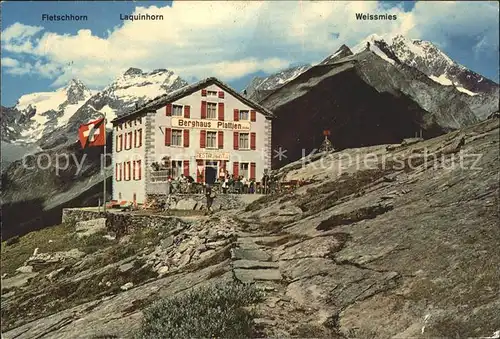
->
left=175, top=198, right=198, bottom=210
left=120, top=282, right=134, bottom=291
left=75, top=218, right=107, bottom=238
left=15, top=265, right=33, bottom=274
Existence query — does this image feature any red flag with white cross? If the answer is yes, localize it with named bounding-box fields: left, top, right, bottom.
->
left=78, top=118, right=105, bottom=148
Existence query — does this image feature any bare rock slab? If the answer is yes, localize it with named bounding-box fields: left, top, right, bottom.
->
left=233, top=260, right=279, bottom=269
left=231, top=248, right=271, bottom=261
left=233, top=268, right=282, bottom=283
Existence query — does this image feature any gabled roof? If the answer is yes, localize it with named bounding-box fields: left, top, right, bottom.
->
left=111, top=77, right=275, bottom=124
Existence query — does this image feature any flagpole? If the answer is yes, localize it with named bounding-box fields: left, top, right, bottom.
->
left=103, top=113, right=107, bottom=213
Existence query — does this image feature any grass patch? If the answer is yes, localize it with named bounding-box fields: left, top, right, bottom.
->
left=316, top=204, right=394, bottom=231
left=1, top=265, right=158, bottom=331
left=245, top=193, right=285, bottom=212
left=79, top=231, right=116, bottom=254
left=135, top=282, right=263, bottom=339
left=297, top=169, right=390, bottom=215
left=1, top=223, right=78, bottom=276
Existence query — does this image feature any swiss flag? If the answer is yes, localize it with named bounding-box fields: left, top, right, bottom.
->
left=78, top=118, right=106, bottom=148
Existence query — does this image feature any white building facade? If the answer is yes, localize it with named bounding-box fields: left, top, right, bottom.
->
left=111, top=78, right=273, bottom=203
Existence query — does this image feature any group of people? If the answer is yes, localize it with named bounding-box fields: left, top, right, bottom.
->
left=165, top=174, right=196, bottom=194
left=164, top=172, right=281, bottom=196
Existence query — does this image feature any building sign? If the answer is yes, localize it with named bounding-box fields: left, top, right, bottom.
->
left=172, top=117, right=250, bottom=131
left=196, top=151, right=230, bottom=160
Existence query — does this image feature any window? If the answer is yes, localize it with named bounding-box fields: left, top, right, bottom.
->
left=125, top=161, right=131, bottom=181
left=240, top=162, right=249, bottom=179
left=171, top=160, right=183, bottom=178
left=134, top=160, right=142, bottom=180
left=126, top=132, right=133, bottom=150
left=207, top=102, right=217, bottom=119
left=239, top=110, right=249, bottom=121
left=173, top=104, right=183, bottom=116
left=115, top=163, right=122, bottom=181
left=135, top=129, right=142, bottom=148
left=116, top=135, right=123, bottom=152
left=239, top=133, right=249, bottom=149
left=171, top=129, right=182, bottom=146
left=206, top=131, right=217, bottom=149
left=207, top=90, right=217, bottom=97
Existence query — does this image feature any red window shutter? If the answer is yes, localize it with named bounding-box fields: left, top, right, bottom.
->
left=119, top=135, right=123, bottom=151
left=166, top=103, right=172, bottom=116
left=250, top=132, right=256, bottom=150
left=233, top=109, right=239, bottom=121
left=233, top=132, right=239, bottom=150
left=184, top=105, right=190, bottom=118
left=233, top=162, right=239, bottom=177
left=201, top=89, right=207, bottom=97
left=218, top=102, right=224, bottom=121
left=250, top=162, right=256, bottom=180
left=165, top=128, right=172, bottom=146
left=134, top=130, right=137, bottom=148
left=250, top=110, right=256, bottom=122
left=200, top=130, right=206, bottom=148
left=138, top=160, right=142, bottom=180
left=183, top=160, right=189, bottom=177
left=133, top=161, right=136, bottom=180
left=126, top=162, right=131, bottom=181
left=183, top=129, right=190, bottom=147
left=201, top=101, right=207, bottom=119
left=218, top=91, right=224, bottom=98
left=116, top=135, right=120, bottom=152
left=138, top=129, right=142, bottom=147
left=218, top=131, right=224, bottom=149
left=197, top=159, right=204, bottom=183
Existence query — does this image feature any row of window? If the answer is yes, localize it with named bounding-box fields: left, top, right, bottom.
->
left=165, top=129, right=256, bottom=150
left=114, top=117, right=142, bottom=131
left=116, top=129, right=142, bottom=152
left=166, top=102, right=256, bottom=122
left=115, top=160, right=142, bottom=181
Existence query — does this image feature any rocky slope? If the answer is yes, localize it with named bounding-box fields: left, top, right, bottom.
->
left=263, top=48, right=482, bottom=167
left=1, top=133, right=113, bottom=240
left=243, top=64, right=311, bottom=102
left=1, top=117, right=498, bottom=338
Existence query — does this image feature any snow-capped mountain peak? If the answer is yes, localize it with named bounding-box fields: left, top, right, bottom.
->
left=11, top=79, right=95, bottom=144
left=319, top=44, right=353, bottom=65
left=243, top=64, right=311, bottom=101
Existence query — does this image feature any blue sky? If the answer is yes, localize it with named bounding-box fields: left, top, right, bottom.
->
left=1, top=1, right=498, bottom=107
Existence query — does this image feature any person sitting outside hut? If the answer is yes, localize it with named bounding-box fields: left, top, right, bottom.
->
left=249, top=179, right=256, bottom=194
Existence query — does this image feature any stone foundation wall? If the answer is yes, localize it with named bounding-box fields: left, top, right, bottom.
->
left=61, top=208, right=185, bottom=237
left=62, top=209, right=104, bottom=226
left=147, top=193, right=263, bottom=211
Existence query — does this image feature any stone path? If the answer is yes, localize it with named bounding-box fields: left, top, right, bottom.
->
left=230, top=233, right=282, bottom=285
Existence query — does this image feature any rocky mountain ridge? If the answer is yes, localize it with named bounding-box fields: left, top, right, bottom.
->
left=247, top=34, right=498, bottom=121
